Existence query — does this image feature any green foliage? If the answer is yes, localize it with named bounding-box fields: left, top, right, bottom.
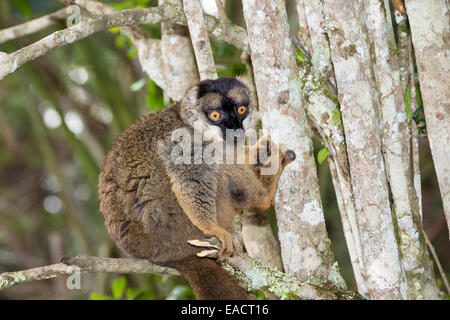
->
left=147, top=274, right=163, bottom=282
left=295, top=51, right=307, bottom=63
left=112, top=276, right=127, bottom=299
left=404, top=81, right=411, bottom=124
left=147, top=80, right=165, bottom=111
left=317, top=147, right=329, bottom=165
left=109, top=0, right=154, bottom=10
left=89, top=276, right=155, bottom=300
left=89, top=293, right=112, bottom=300
left=89, top=276, right=194, bottom=300
left=251, top=289, right=267, bottom=300
left=126, top=288, right=156, bottom=300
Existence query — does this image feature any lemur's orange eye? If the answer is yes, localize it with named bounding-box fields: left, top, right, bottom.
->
left=237, top=105, right=247, bottom=115
left=209, top=111, right=221, bottom=121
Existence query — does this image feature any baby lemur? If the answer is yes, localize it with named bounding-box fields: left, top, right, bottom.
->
left=98, top=77, right=295, bottom=299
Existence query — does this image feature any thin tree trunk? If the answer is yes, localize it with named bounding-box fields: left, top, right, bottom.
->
left=183, top=0, right=218, bottom=80
left=241, top=213, right=283, bottom=271
left=364, top=0, right=439, bottom=299
left=295, top=0, right=312, bottom=52
left=404, top=0, right=450, bottom=239
left=322, top=0, right=407, bottom=299
left=160, top=0, right=199, bottom=101
left=301, top=0, right=367, bottom=295
left=242, top=0, right=345, bottom=288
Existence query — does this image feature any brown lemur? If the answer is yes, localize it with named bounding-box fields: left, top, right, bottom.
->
left=98, top=77, right=296, bottom=299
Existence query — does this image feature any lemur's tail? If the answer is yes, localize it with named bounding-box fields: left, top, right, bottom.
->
left=169, top=255, right=252, bottom=300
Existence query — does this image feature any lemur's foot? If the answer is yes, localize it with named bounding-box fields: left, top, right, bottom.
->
left=188, top=236, right=234, bottom=262
left=188, top=239, right=219, bottom=258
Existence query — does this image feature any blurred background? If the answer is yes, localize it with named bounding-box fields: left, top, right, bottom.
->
left=0, top=0, right=448, bottom=299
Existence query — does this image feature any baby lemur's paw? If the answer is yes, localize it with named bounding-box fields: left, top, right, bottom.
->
left=281, top=149, right=296, bottom=167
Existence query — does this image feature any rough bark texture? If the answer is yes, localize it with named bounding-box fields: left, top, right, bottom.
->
left=328, top=157, right=367, bottom=296
left=364, top=0, right=439, bottom=299
left=183, top=0, right=218, bottom=80
left=300, top=0, right=367, bottom=296
left=0, top=3, right=186, bottom=80
left=405, top=0, right=450, bottom=239
left=73, top=1, right=164, bottom=89
left=302, top=0, right=333, bottom=81
left=0, top=254, right=361, bottom=300
left=0, top=7, right=70, bottom=44
left=242, top=0, right=345, bottom=289
left=160, top=0, right=199, bottom=100
left=241, top=213, right=283, bottom=271
left=322, top=0, right=407, bottom=299
left=294, top=0, right=312, bottom=52
left=0, top=256, right=179, bottom=290
left=299, top=62, right=366, bottom=294
left=0, top=1, right=248, bottom=83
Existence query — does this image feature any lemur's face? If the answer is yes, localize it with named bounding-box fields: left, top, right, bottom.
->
left=197, top=77, right=252, bottom=142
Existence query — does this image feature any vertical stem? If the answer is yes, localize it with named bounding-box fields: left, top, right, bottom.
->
left=302, top=0, right=367, bottom=295
left=183, top=0, right=218, bottom=80
left=364, top=0, right=439, bottom=299
left=328, top=157, right=369, bottom=296
left=160, top=0, right=199, bottom=101
left=404, top=0, right=450, bottom=239
left=241, top=213, right=283, bottom=271
left=242, top=0, right=345, bottom=288
left=323, top=0, right=407, bottom=299
left=294, top=0, right=312, bottom=52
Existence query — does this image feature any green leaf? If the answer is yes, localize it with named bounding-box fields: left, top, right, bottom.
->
left=404, top=81, right=411, bottom=124
left=112, top=276, right=127, bottom=300
left=127, top=46, right=138, bottom=59
left=147, top=274, right=163, bottom=282
left=108, top=28, right=121, bottom=34
left=251, top=289, right=267, bottom=300
left=126, top=288, right=155, bottom=300
left=146, top=81, right=165, bottom=111
left=90, top=293, right=112, bottom=300
left=115, top=34, right=126, bottom=49
left=295, top=51, right=306, bottom=63
left=317, top=147, right=329, bottom=165
left=417, top=119, right=425, bottom=126
left=415, top=84, right=423, bottom=110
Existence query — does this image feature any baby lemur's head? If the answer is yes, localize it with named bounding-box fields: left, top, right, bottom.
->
left=180, top=77, right=258, bottom=142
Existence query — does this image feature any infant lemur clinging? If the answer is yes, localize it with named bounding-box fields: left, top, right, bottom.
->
left=98, top=77, right=296, bottom=300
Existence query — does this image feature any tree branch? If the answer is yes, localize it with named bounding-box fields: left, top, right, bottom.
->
left=0, top=7, right=70, bottom=44
left=0, top=3, right=184, bottom=80
left=0, top=1, right=249, bottom=81
left=0, top=253, right=361, bottom=300
left=0, top=256, right=179, bottom=290
left=183, top=0, right=218, bottom=80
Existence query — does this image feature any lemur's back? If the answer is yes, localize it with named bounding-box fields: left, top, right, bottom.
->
left=98, top=103, right=204, bottom=264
